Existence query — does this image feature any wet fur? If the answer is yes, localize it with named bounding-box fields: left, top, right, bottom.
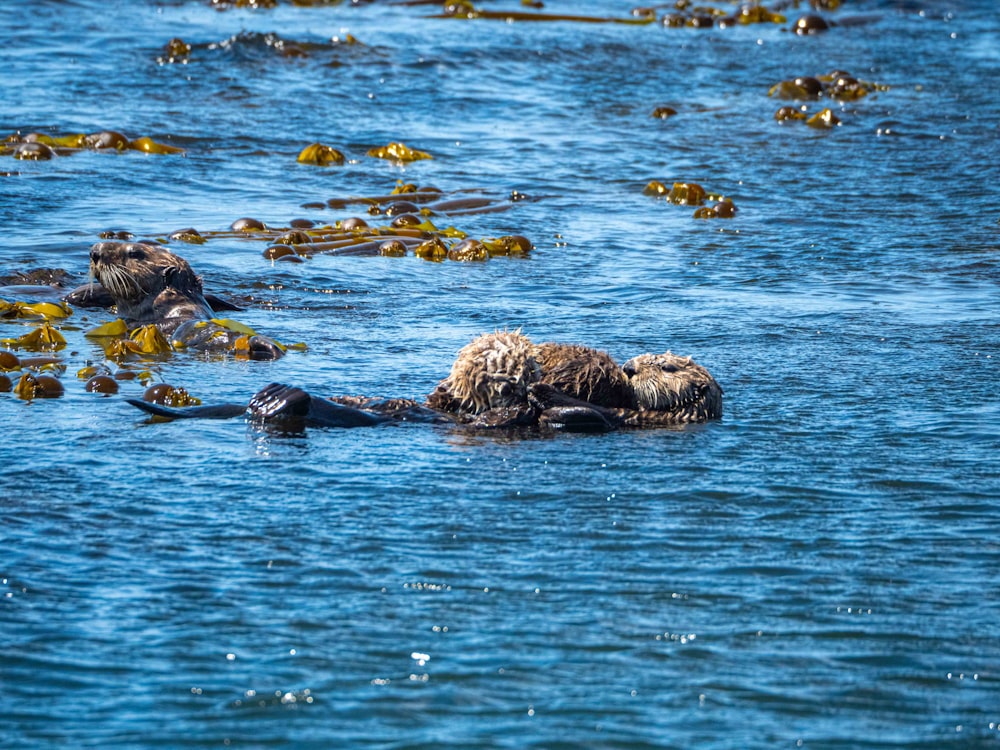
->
left=425, top=330, right=541, bottom=414
left=622, top=352, right=723, bottom=423
left=533, top=342, right=631, bottom=408
left=89, top=241, right=213, bottom=333
left=428, top=331, right=722, bottom=425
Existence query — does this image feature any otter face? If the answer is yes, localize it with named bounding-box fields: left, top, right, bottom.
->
left=427, top=330, right=541, bottom=414
left=622, top=352, right=723, bottom=421
left=89, top=241, right=204, bottom=322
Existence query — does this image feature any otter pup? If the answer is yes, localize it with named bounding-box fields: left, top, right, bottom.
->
left=425, top=329, right=540, bottom=414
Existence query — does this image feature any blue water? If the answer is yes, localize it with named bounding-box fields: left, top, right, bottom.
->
left=2, top=0, right=999, bottom=747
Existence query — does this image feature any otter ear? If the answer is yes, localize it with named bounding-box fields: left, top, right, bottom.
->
left=163, top=265, right=201, bottom=292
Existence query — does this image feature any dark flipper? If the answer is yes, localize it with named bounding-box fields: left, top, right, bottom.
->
left=539, top=406, right=614, bottom=433
left=64, top=282, right=115, bottom=308
left=529, top=382, right=623, bottom=428
left=205, top=293, right=242, bottom=312
left=65, top=283, right=241, bottom=312
left=125, top=398, right=247, bottom=421
left=248, top=383, right=388, bottom=428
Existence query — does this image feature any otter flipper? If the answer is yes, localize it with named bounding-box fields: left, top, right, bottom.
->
left=249, top=383, right=388, bottom=428
left=64, top=282, right=115, bottom=308
left=539, top=406, right=614, bottom=433
left=65, top=283, right=241, bottom=313
left=125, top=398, right=246, bottom=421
left=204, top=293, right=242, bottom=313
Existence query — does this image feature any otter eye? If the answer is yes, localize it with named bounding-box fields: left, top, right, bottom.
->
left=127, top=246, right=145, bottom=260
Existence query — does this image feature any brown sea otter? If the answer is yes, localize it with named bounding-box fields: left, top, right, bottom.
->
left=426, top=330, right=721, bottom=428
left=125, top=330, right=723, bottom=433
left=86, top=240, right=283, bottom=359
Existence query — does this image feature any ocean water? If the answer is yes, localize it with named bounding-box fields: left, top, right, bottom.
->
left=2, top=0, right=999, bottom=747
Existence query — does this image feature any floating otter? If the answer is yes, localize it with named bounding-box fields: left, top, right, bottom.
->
left=86, top=240, right=282, bottom=359
left=125, top=331, right=722, bottom=433
left=88, top=241, right=212, bottom=334
left=426, top=331, right=720, bottom=428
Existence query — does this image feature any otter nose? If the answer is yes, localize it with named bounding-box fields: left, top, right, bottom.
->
left=89, top=244, right=103, bottom=264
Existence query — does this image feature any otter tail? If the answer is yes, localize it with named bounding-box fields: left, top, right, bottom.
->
left=124, top=399, right=246, bottom=421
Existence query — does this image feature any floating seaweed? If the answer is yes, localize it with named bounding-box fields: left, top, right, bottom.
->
left=0, top=299, right=72, bottom=320
left=660, top=1, right=787, bottom=29
left=643, top=181, right=737, bottom=220
left=160, top=30, right=374, bottom=66
left=366, top=142, right=433, bottom=163
left=1, top=322, right=68, bottom=351
left=769, top=70, right=886, bottom=102
left=774, top=105, right=841, bottom=128
left=13, top=372, right=64, bottom=400
left=142, top=383, right=202, bottom=408
left=1, top=131, right=185, bottom=159
left=426, top=1, right=656, bottom=24
left=297, top=142, right=346, bottom=166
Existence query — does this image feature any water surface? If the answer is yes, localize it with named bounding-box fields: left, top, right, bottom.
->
left=2, top=0, right=999, bottom=747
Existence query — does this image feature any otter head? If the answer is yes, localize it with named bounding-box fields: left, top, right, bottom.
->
left=426, top=330, right=541, bottom=415
left=622, top=351, right=723, bottom=422
left=89, top=241, right=204, bottom=323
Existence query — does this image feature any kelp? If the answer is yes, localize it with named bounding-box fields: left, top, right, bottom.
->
left=428, top=1, right=657, bottom=24
left=13, top=372, right=64, bottom=400
left=297, top=142, right=346, bottom=166
left=0, top=299, right=72, bottom=320
left=1, top=323, right=67, bottom=351
left=262, top=221, right=532, bottom=262
left=1, top=130, right=186, bottom=159
left=644, top=181, right=737, bottom=220
left=101, top=324, right=174, bottom=362
left=142, top=383, right=202, bottom=407
left=366, top=142, right=433, bottom=162
left=74, top=182, right=534, bottom=265
left=660, top=1, right=786, bottom=28
left=769, top=70, right=886, bottom=102
left=158, top=30, right=370, bottom=66
left=774, top=106, right=841, bottom=128
left=209, top=0, right=357, bottom=7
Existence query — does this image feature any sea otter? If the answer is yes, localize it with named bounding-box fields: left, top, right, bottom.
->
left=88, top=241, right=212, bottom=334
left=425, top=329, right=541, bottom=421
left=87, top=240, right=283, bottom=359
left=124, top=331, right=722, bottom=433
left=426, top=331, right=721, bottom=427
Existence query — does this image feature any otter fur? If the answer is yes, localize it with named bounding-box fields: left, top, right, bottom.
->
left=425, top=330, right=541, bottom=414
left=621, top=352, right=723, bottom=424
left=88, top=241, right=213, bottom=335
left=428, top=331, right=722, bottom=426
left=533, top=342, right=631, bottom=408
